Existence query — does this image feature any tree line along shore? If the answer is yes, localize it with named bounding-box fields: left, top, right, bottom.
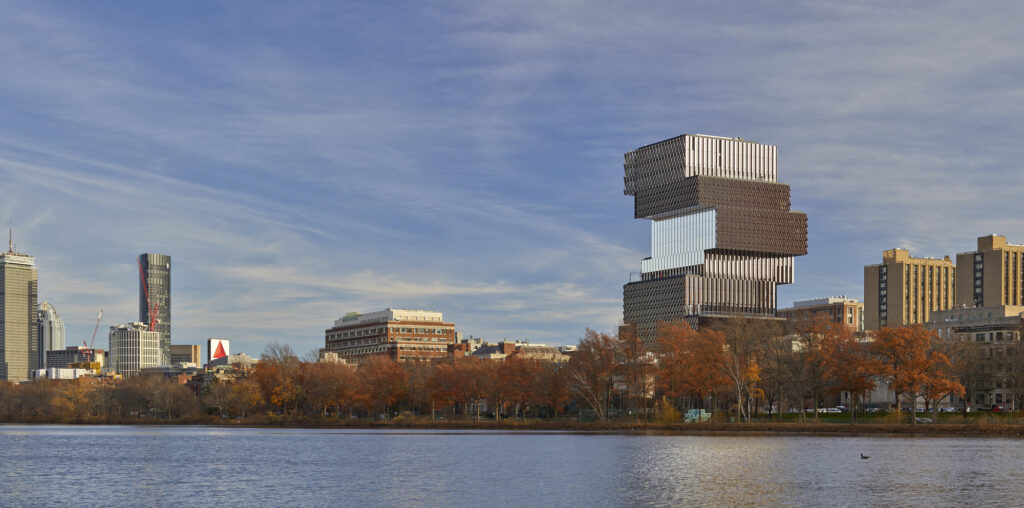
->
left=0, top=318, right=1015, bottom=430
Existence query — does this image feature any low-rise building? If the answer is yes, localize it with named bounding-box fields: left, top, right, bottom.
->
left=31, top=367, right=93, bottom=380
left=170, top=344, right=201, bottom=367
left=45, top=346, right=105, bottom=370
left=778, top=296, right=864, bottom=332
left=322, top=308, right=456, bottom=363
left=927, top=305, right=1024, bottom=410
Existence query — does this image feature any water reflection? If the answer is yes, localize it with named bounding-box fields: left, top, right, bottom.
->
left=2, top=425, right=1023, bottom=506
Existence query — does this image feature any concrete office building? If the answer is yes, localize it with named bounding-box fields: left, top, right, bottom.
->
left=777, top=297, right=864, bottom=332
left=170, top=344, right=200, bottom=366
left=621, top=134, right=808, bottom=347
left=109, top=322, right=160, bottom=377
left=138, top=253, right=171, bottom=365
left=864, top=248, right=955, bottom=331
left=37, top=301, right=65, bottom=369
left=956, top=235, right=1024, bottom=309
left=322, top=308, right=456, bottom=362
left=1, top=244, right=38, bottom=382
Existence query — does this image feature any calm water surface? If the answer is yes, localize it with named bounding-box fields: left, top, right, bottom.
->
left=1, top=425, right=1021, bottom=507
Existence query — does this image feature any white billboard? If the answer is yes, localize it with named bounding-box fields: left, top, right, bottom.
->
left=208, top=338, right=230, bottom=363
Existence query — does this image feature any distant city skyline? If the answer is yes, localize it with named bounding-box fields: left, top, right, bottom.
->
left=3, top=2, right=1024, bottom=355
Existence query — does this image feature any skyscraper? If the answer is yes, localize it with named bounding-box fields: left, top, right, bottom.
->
left=1, top=243, right=39, bottom=381
left=138, top=253, right=171, bottom=366
left=622, top=134, right=807, bottom=347
left=38, top=301, right=65, bottom=369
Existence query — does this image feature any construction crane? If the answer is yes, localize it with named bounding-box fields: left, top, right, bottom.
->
left=81, top=309, right=103, bottom=358
left=138, top=258, right=159, bottom=332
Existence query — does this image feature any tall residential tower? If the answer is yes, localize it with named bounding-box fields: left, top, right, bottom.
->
left=955, top=235, right=1024, bottom=308
left=864, top=248, right=954, bottom=331
left=1, top=244, right=39, bottom=381
left=138, top=253, right=171, bottom=365
left=622, top=134, right=807, bottom=347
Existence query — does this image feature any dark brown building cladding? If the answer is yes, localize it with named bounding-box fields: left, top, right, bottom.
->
left=323, top=309, right=456, bottom=363
left=634, top=175, right=793, bottom=219
left=621, top=134, right=807, bottom=348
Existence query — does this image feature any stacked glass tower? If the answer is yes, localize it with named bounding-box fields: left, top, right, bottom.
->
left=139, top=253, right=171, bottom=366
left=622, top=134, right=807, bottom=347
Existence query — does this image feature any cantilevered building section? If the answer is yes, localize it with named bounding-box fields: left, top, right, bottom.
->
left=622, top=134, right=808, bottom=347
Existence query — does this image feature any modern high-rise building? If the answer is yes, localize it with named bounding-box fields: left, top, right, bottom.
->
left=1, top=245, right=39, bottom=382
left=138, top=253, right=171, bottom=365
left=864, top=248, right=955, bottom=331
left=621, top=134, right=807, bottom=347
left=955, top=235, right=1024, bottom=308
left=108, top=322, right=160, bottom=377
left=37, top=301, right=65, bottom=369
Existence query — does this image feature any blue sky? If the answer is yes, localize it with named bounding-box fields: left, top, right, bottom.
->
left=3, top=1, right=1023, bottom=357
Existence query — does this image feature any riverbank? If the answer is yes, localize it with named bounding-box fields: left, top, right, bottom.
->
left=6, top=415, right=1024, bottom=437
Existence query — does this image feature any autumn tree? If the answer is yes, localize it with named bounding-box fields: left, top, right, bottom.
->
left=565, top=329, right=619, bottom=421
left=254, top=341, right=303, bottom=414
left=228, top=378, right=262, bottom=418
left=793, top=317, right=832, bottom=421
left=711, top=318, right=779, bottom=423
left=359, top=355, right=407, bottom=421
left=503, top=355, right=542, bottom=420
left=943, top=338, right=986, bottom=413
left=872, top=325, right=963, bottom=425
left=203, top=381, right=234, bottom=417
left=530, top=363, right=570, bottom=418
left=819, top=322, right=879, bottom=423
left=655, top=320, right=728, bottom=414
left=619, top=324, right=655, bottom=421
left=759, top=334, right=799, bottom=420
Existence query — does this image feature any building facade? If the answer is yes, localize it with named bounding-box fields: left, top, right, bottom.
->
left=322, top=308, right=456, bottom=362
left=621, top=134, right=808, bottom=347
left=777, top=297, right=864, bottom=332
left=927, top=305, right=1024, bottom=410
left=956, top=235, right=1024, bottom=308
left=170, top=344, right=200, bottom=366
left=864, top=248, right=955, bottom=331
left=37, top=301, right=65, bottom=369
left=46, top=346, right=105, bottom=370
left=1, top=247, right=38, bottom=382
left=138, top=253, right=171, bottom=365
left=109, top=322, right=161, bottom=377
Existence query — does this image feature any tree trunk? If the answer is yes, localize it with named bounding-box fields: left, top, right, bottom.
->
left=910, top=392, right=918, bottom=426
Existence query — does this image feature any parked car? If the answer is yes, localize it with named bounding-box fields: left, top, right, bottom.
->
left=991, top=405, right=1005, bottom=412
left=685, top=409, right=711, bottom=423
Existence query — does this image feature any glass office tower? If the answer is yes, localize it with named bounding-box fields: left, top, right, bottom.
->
left=139, top=253, right=171, bottom=366
left=622, top=134, right=807, bottom=347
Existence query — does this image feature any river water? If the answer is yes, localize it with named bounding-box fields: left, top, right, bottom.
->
left=1, top=425, right=1020, bottom=507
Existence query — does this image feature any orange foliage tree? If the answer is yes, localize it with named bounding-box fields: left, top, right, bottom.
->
left=655, top=320, right=728, bottom=413
left=359, top=355, right=407, bottom=421
left=819, top=322, right=880, bottom=423
left=871, top=325, right=963, bottom=425
left=565, top=329, right=619, bottom=421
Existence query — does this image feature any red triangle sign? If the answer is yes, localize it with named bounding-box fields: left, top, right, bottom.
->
left=213, top=342, right=227, bottom=359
